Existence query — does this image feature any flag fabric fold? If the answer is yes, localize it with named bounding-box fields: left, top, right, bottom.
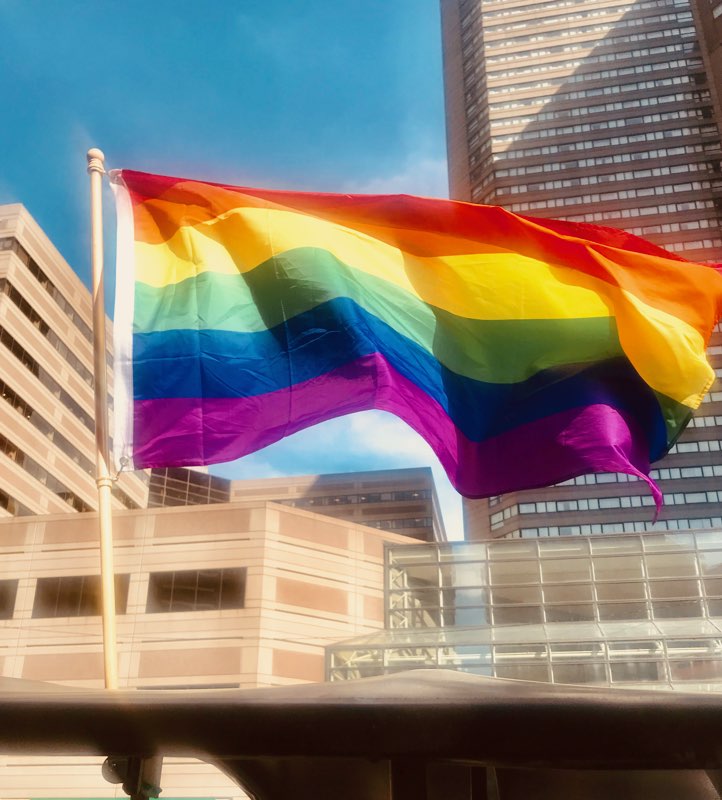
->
left=110, top=169, right=722, bottom=504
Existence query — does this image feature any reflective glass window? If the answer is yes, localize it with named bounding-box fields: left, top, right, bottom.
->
left=598, top=602, right=648, bottom=621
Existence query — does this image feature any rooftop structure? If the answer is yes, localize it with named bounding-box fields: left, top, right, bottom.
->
left=150, top=465, right=448, bottom=542
left=329, top=530, right=722, bottom=693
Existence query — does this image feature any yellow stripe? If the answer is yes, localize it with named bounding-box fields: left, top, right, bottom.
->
left=134, top=206, right=613, bottom=319
left=133, top=206, right=713, bottom=407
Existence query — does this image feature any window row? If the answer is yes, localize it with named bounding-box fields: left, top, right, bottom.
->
left=480, top=0, right=687, bottom=18
left=562, top=205, right=721, bottom=229
left=390, top=599, right=722, bottom=627
left=486, top=41, right=696, bottom=83
left=484, top=26, right=696, bottom=65
left=494, top=139, right=714, bottom=178
left=489, top=103, right=684, bottom=134
left=493, top=493, right=665, bottom=529
left=492, top=118, right=715, bottom=150
left=0, top=431, right=92, bottom=513
left=624, top=218, right=722, bottom=238
left=487, top=58, right=699, bottom=98
left=509, top=516, right=722, bottom=539
left=687, top=416, right=722, bottom=430
left=491, top=108, right=712, bottom=149
left=366, top=517, right=433, bottom=531
left=484, top=89, right=711, bottom=133
left=0, top=279, right=95, bottom=388
left=482, top=1, right=682, bottom=35
left=0, top=488, right=33, bottom=516
left=490, top=460, right=722, bottom=511
left=0, top=238, right=94, bottom=345
left=485, top=13, right=693, bottom=52
left=507, top=197, right=718, bottom=217
left=496, top=176, right=722, bottom=203
left=0, top=376, right=94, bottom=474
left=2, top=568, right=249, bottom=619
left=672, top=438, right=722, bottom=454
left=520, top=490, right=722, bottom=517
left=554, top=462, right=722, bottom=489
left=665, top=238, right=722, bottom=253
left=489, top=72, right=699, bottom=114
left=492, top=133, right=720, bottom=164
left=0, top=326, right=94, bottom=431
left=287, top=489, right=430, bottom=508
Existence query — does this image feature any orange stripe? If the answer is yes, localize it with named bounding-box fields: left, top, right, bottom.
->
left=118, top=170, right=722, bottom=335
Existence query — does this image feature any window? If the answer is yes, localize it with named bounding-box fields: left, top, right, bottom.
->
left=146, top=568, right=246, bottom=613
left=33, top=574, right=129, bottom=618
left=0, top=580, right=18, bottom=619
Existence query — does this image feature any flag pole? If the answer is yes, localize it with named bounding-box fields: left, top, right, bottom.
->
left=87, top=148, right=119, bottom=690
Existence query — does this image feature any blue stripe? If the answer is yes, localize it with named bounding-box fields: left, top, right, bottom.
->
left=132, top=297, right=667, bottom=454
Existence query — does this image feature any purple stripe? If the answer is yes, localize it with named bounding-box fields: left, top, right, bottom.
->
left=133, top=353, right=661, bottom=507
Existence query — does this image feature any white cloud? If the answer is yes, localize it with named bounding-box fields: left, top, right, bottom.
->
left=345, top=155, right=449, bottom=199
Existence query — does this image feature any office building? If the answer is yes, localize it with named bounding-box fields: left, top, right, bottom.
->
left=0, top=500, right=407, bottom=797
left=150, top=465, right=447, bottom=542
left=329, top=530, right=722, bottom=692
left=439, top=0, right=722, bottom=540
left=0, top=204, right=147, bottom=517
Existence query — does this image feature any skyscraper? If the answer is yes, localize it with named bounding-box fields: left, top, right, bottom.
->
left=0, top=204, right=147, bottom=516
left=439, top=0, right=722, bottom=539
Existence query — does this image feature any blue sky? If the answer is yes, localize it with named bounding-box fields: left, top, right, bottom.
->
left=0, top=1, right=463, bottom=535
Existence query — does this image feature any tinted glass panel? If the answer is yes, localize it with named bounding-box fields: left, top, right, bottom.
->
left=146, top=568, right=246, bottom=613
left=33, top=575, right=128, bottom=617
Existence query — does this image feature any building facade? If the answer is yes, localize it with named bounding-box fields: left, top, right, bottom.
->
left=0, top=500, right=408, bottom=797
left=329, top=531, right=722, bottom=693
left=439, top=0, right=722, bottom=540
left=0, top=204, right=147, bottom=517
left=441, top=0, right=722, bottom=259
left=150, top=466, right=447, bottom=543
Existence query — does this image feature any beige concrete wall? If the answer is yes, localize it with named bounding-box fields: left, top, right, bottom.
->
left=0, top=502, right=412, bottom=690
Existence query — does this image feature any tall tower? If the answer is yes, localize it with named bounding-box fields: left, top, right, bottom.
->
left=440, top=0, right=722, bottom=540
left=0, top=204, right=147, bottom=516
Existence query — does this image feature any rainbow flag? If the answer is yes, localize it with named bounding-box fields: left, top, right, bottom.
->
left=111, top=170, right=722, bottom=504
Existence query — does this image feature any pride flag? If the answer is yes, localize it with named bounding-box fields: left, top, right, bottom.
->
left=111, top=170, right=722, bottom=503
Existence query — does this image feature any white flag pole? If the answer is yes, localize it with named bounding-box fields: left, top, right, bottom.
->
left=87, top=148, right=119, bottom=690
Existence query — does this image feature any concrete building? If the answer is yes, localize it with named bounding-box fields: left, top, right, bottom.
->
left=438, top=0, right=722, bottom=540
left=0, top=204, right=147, bottom=517
left=0, top=500, right=409, bottom=797
left=150, top=465, right=447, bottom=543
left=441, top=0, right=722, bottom=258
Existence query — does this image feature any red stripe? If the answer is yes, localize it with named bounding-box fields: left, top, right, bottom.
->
left=115, top=169, right=722, bottom=335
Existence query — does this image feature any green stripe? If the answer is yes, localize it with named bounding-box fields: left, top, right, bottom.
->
left=134, top=246, right=623, bottom=385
